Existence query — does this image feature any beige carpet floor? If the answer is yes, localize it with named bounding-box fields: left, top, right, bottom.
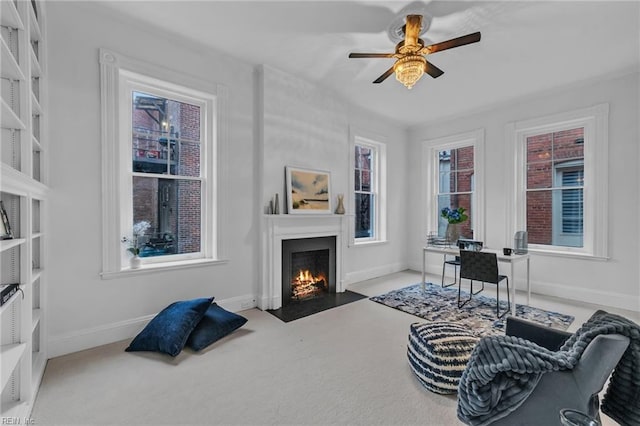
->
left=30, top=270, right=638, bottom=425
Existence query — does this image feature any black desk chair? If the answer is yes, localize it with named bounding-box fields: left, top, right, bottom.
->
left=444, top=240, right=484, bottom=288
left=459, top=250, right=510, bottom=318
left=441, top=254, right=460, bottom=288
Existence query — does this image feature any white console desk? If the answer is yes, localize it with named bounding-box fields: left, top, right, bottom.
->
left=422, top=246, right=530, bottom=316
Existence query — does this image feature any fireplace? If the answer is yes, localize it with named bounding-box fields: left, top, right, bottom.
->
left=260, top=214, right=347, bottom=311
left=282, top=236, right=336, bottom=306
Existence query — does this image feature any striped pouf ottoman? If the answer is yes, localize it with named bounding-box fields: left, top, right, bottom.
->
left=407, top=322, right=479, bottom=394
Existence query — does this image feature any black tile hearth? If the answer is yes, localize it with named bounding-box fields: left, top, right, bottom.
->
left=266, top=290, right=367, bottom=323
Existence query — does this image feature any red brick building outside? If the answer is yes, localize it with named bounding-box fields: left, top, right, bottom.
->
left=526, top=127, right=584, bottom=245
left=131, top=93, right=202, bottom=256
left=355, top=144, right=373, bottom=238
left=438, top=128, right=583, bottom=248
left=440, top=146, right=474, bottom=239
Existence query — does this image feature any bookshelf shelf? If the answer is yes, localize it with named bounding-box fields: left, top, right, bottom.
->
left=0, top=343, right=26, bottom=392
left=31, top=309, right=41, bottom=334
left=0, top=1, right=24, bottom=30
left=0, top=289, right=21, bottom=316
left=30, top=47, right=41, bottom=78
left=31, top=93, right=42, bottom=115
left=0, top=0, right=47, bottom=419
left=28, top=7, right=41, bottom=42
left=0, top=238, right=26, bottom=252
left=1, top=98, right=26, bottom=130
left=1, top=36, right=25, bottom=81
left=30, top=268, right=42, bottom=282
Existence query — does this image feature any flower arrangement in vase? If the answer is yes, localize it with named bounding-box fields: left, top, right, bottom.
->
left=122, top=220, right=151, bottom=268
left=441, top=207, right=468, bottom=245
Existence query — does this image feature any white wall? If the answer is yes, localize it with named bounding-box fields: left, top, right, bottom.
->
left=408, top=71, right=640, bottom=312
left=259, top=66, right=409, bottom=284
left=46, top=3, right=257, bottom=357
left=46, top=3, right=409, bottom=357
left=344, top=107, right=410, bottom=282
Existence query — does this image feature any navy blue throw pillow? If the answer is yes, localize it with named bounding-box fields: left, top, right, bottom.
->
left=126, top=297, right=213, bottom=357
left=186, top=303, right=248, bottom=351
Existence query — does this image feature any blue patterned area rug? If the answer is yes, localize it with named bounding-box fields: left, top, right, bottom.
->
left=370, top=283, right=574, bottom=337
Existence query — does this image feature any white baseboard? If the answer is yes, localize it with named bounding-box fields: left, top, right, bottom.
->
left=48, top=294, right=257, bottom=359
left=533, top=281, right=639, bottom=312
left=344, top=261, right=407, bottom=286
left=217, top=294, right=258, bottom=312
left=408, top=261, right=638, bottom=312
left=48, top=314, right=154, bottom=359
left=257, top=295, right=281, bottom=311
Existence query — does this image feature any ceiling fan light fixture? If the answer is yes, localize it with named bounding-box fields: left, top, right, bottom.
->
left=393, top=55, right=426, bottom=89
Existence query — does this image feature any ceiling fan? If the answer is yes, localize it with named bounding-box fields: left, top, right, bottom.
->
left=348, top=14, right=480, bottom=89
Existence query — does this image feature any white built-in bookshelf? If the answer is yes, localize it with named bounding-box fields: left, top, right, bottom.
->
left=1, top=0, right=48, bottom=418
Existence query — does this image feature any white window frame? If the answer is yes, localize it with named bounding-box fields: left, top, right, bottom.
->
left=122, top=78, right=210, bottom=265
left=350, top=131, right=387, bottom=245
left=506, top=103, right=608, bottom=259
left=423, top=129, right=485, bottom=242
left=99, top=49, right=229, bottom=277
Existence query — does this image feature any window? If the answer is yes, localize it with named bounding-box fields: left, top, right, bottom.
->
left=553, top=160, right=584, bottom=247
left=352, top=136, right=386, bottom=243
left=508, top=104, right=608, bottom=258
left=100, top=49, right=228, bottom=276
left=424, top=129, right=485, bottom=242
left=128, top=89, right=204, bottom=262
left=354, top=143, right=375, bottom=239
left=525, top=128, right=585, bottom=248
left=437, top=147, right=475, bottom=239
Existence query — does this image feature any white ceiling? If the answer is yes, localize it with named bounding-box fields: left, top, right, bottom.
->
left=97, top=1, right=640, bottom=127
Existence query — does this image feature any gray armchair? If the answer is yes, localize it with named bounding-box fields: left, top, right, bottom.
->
left=458, top=313, right=632, bottom=426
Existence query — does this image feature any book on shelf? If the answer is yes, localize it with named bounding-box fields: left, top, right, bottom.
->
left=1, top=283, right=20, bottom=306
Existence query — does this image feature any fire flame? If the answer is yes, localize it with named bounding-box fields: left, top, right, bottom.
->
left=291, top=269, right=327, bottom=299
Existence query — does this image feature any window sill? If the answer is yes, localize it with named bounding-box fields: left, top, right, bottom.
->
left=101, top=258, right=229, bottom=280
left=352, top=239, right=388, bottom=248
left=526, top=248, right=609, bottom=261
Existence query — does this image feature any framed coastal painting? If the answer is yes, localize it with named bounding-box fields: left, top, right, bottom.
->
left=285, top=166, right=332, bottom=214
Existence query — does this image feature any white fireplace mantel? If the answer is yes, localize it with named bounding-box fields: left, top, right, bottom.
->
left=260, top=214, right=349, bottom=310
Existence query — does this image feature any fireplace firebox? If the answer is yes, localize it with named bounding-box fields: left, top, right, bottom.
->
left=282, top=236, right=336, bottom=306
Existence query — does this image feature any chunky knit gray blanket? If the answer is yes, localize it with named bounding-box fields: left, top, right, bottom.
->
left=457, top=311, right=640, bottom=426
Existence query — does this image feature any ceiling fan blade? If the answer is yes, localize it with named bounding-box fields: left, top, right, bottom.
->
left=423, top=32, right=481, bottom=54
left=349, top=53, right=395, bottom=58
left=403, top=14, right=422, bottom=47
left=373, top=66, right=395, bottom=84
left=425, top=60, right=444, bottom=79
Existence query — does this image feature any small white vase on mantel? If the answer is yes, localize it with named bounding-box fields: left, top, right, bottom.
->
left=335, top=194, right=345, bottom=215
left=130, top=255, right=142, bottom=269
